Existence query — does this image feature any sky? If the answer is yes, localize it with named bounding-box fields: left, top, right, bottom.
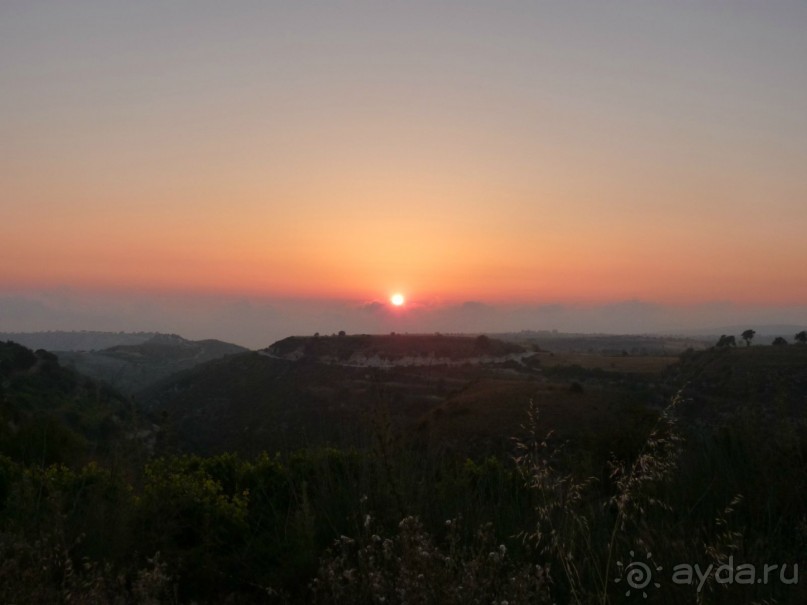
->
left=2, top=2, right=806, bottom=347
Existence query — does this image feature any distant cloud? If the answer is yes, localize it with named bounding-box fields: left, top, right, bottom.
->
left=455, top=301, right=495, bottom=316
left=359, top=301, right=386, bottom=314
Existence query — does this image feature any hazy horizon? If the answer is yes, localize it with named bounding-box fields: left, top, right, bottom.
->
left=2, top=2, right=806, bottom=340
left=3, top=288, right=806, bottom=349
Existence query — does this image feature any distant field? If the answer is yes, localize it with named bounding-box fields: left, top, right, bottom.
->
left=495, top=331, right=709, bottom=356
left=536, top=351, right=677, bottom=374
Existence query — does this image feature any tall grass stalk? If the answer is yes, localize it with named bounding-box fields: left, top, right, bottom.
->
left=513, top=392, right=684, bottom=604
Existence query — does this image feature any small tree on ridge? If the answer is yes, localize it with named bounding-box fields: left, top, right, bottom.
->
left=716, top=335, right=736, bottom=348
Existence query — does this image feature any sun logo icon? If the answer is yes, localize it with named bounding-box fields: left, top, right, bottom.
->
left=614, top=550, right=663, bottom=598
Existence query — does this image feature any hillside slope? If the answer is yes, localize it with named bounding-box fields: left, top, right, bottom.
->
left=137, top=334, right=672, bottom=457
left=0, top=330, right=158, bottom=351
left=56, top=333, right=248, bottom=395
left=0, top=341, right=140, bottom=465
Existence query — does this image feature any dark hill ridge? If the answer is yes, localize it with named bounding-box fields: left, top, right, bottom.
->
left=56, top=334, right=248, bottom=395
left=264, top=333, right=527, bottom=366
left=0, top=340, right=140, bottom=465
left=138, top=334, right=661, bottom=456
left=0, top=330, right=159, bottom=351
left=138, top=334, right=807, bottom=458
left=137, top=334, right=536, bottom=456
left=137, top=348, right=547, bottom=456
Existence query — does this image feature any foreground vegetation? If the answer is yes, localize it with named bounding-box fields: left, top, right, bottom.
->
left=2, top=339, right=807, bottom=603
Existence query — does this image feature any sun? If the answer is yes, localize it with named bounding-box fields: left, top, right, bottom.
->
left=390, top=293, right=405, bottom=306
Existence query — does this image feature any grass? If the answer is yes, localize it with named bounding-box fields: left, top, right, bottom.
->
left=3, top=341, right=807, bottom=602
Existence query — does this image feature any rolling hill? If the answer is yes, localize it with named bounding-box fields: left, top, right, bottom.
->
left=55, top=333, right=248, bottom=395
left=0, top=340, right=145, bottom=465
left=0, top=330, right=159, bottom=351
left=136, top=333, right=670, bottom=457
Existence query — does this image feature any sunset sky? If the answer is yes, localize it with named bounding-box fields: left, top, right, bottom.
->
left=2, top=2, right=806, bottom=345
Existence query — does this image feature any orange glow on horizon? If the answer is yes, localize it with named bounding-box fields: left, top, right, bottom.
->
left=3, top=110, right=806, bottom=307
left=3, top=4, right=807, bottom=319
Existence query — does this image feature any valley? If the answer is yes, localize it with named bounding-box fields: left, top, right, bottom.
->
left=2, top=330, right=807, bottom=604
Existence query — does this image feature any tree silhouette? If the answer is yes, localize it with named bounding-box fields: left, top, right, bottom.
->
left=741, top=329, right=756, bottom=347
left=475, top=334, right=492, bottom=352
left=715, top=335, right=736, bottom=348
left=772, top=336, right=788, bottom=346
left=795, top=330, right=807, bottom=345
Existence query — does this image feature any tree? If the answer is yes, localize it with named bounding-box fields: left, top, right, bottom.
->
left=795, top=330, right=807, bottom=345
left=475, top=334, right=492, bottom=352
left=715, top=335, right=736, bottom=348
left=772, top=336, right=788, bottom=346
left=741, top=329, right=756, bottom=347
